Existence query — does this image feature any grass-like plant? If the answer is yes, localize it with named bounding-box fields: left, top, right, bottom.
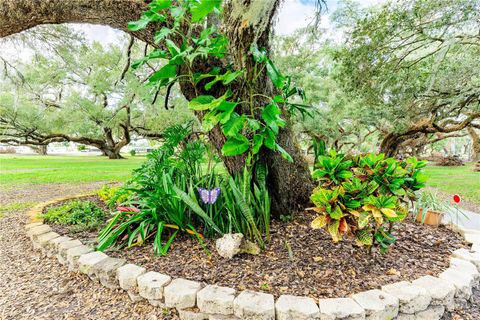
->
left=96, top=123, right=271, bottom=256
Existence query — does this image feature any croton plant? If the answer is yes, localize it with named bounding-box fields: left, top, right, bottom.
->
left=309, top=151, right=427, bottom=253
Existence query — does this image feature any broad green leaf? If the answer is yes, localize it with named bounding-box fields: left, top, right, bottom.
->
left=149, top=0, right=172, bottom=11
left=311, top=215, right=328, bottom=229
left=261, top=103, right=282, bottom=134
left=188, top=95, right=215, bottom=110
left=217, top=101, right=237, bottom=124
left=250, top=44, right=267, bottom=63
left=222, top=113, right=245, bottom=137
left=149, top=64, right=177, bottom=83
left=190, top=0, right=222, bottom=22
left=329, top=205, right=343, bottom=220
left=266, top=58, right=286, bottom=89
left=337, top=170, right=353, bottom=179
left=128, top=16, right=151, bottom=31
left=252, top=134, right=264, bottom=154
left=221, top=135, right=250, bottom=156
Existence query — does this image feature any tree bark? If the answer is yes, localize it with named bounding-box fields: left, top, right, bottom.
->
left=0, top=0, right=314, bottom=215
left=31, top=144, right=48, bottom=155
left=468, top=127, right=480, bottom=161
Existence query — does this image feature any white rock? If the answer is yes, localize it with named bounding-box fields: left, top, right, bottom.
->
left=34, top=231, right=60, bottom=250
left=395, top=313, right=414, bottom=320
left=178, top=309, right=209, bottom=320
left=275, top=295, right=320, bottom=320
left=464, top=233, right=480, bottom=245
left=138, top=271, right=172, bottom=305
left=233, top=290, right=275, bottom=320
left=25, top=222, right=43, bottom=230
left=66, top=245, right=92, bottom=271
left=351, top=289, right=398, bottom=320
left=412, top=275, right=455, bottom=311
left=165, top=278, right=202, bottom=309
left=381, top=281, right=431, bottom=314
left=208, top=314, right=240, bottom=319
left=197, top=285, right=236, bottom=315
left=415, top=305, right=445, bottom=320
left=117, top=264, right=146, bottom=301
left=216, top=233, right=244, bottom=259
left=450, top=257, right=480, bottom=285
left=45, top=236, right=72, bottom=257
left=438, top=267, right=474, bottom=299
left=91, top=257, right=126, bottom=288
left=318, top=298, right=365, bottom=320
left=27, top=224, right=51, bottom=240
left=452, top=248, right=480, bottom=271
left=57, top=239, right=83, bottom=265
left=78, top=251, right=108, bottom=277
left=472, top=243, right=480, bottom=253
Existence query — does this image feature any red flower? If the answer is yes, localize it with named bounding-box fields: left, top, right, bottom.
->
left=117, top=206, right=140, bottom=213
left=453, top=194, right=461, bottom=204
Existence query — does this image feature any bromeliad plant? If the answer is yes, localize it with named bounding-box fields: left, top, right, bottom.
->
left=309, top=150, right=427, bottom=253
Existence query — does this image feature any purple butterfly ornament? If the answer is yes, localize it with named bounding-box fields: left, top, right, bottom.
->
left=197, top=187, right=221, bottom=204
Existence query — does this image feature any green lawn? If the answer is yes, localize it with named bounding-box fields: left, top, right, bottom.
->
left=0, top=155, right=146, bottom=187
left=424, top=163, right=480, bottom=205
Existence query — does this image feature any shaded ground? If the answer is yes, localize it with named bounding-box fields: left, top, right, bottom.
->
left=1, top=183, right=479, bottom=319
left=0, top=183, right=178, bottom=320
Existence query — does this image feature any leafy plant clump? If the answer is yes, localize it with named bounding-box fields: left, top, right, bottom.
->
left=309, top=150, right=427, bottom=253
left=97, top=123, right=270, bottom=256
left=43, top=200, right=105, bottom=233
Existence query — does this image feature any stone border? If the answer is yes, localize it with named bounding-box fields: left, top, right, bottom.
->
left=25, top=195, right=480, bottom=320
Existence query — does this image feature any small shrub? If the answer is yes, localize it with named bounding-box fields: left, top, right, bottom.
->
left=130, top=149, right=136, bottom=156
left=309, top=151, right=427, bottom=253
left=43, top=200, right=105, bottom=232
left=97, top=185, right=131, bottom=208
left=77, top=144, right=86, bottom=151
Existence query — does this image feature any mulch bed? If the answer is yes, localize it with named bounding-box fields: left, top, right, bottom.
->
left=45, top=195, right=468, bottom=300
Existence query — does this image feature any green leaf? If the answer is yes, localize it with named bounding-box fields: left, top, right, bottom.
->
left=221, top=135, right=250, bottom=156
left=149, top=64, right=177, bottom=83
left=149, top=0, right=172, bottom=11
left=251, top=44, right=267, bottom=63
left=190, top=0, right=222, bottom=22
left=154, top=27, right=173, bottom=43
left=337, top=170, right=353, bottom=179
left=264, top=128, right=276, bottom=150
left=329, top=205, right=343, bottom=220
left=276, top=143, right=293, bottom=162
left=188, top=95, right=215, bottom=110
left=128, top=16, right=151, bottom=31
left=265, top=58, right=286, bottom=89
left=261, top=104, right=283, bottom=134
left=252, top=134, right=264, bottom=154
left=216, top=101, right=238, bottom=124
left=222, top=113, right=245, bottom=137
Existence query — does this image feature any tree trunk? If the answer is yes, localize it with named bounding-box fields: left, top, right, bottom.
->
left=379, top=133, right=402, bottom=157
left=100, top=147, right=123, bottom=159
left=0, top=0, right=314, bottom=215
left=468, top=127, right=480, bottom=161
left=31, top=144, right=48, bottom=155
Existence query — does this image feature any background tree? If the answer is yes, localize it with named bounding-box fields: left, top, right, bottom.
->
left=0, top=26, right=194, bottom=158
left=334, top=0, right=480, bottom=157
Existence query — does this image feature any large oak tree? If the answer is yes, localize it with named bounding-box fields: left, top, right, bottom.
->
left=0, top=0, right=314, bottom=215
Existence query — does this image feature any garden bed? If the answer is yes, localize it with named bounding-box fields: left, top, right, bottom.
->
left=43, top=195, right=468, bottom=299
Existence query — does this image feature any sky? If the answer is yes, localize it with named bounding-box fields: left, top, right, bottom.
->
left=76, top=0, right=387, bottom=45
left=1, top=0, right=386, bottom=58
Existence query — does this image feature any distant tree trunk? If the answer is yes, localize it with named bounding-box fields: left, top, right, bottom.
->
left=468, top=127, right=480, bottom=161
left=30, top=144, right=48, bottom=155
left=100, top=147, right=123, bottom=159
left=379, top=133, right=402, bottom=157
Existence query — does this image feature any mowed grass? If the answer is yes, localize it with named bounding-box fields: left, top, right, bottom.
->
left=424, top=163, right=480, bottom=205
left=0, top=155, right=146, bottom=188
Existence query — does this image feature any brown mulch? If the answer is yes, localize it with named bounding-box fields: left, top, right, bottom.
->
left=54, top=196, right=468, bottom=300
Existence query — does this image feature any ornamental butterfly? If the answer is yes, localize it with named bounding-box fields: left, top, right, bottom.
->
left=197, top=187, right=221, bottom=204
